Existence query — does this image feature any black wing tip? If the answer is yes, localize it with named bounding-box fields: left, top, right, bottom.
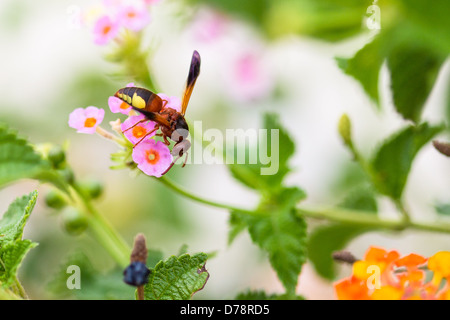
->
left=192, top=50, right=201, bottom=63
left=188, top=50, right=201, bottom=86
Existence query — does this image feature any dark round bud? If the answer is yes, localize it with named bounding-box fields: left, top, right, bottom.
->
left=58, top=167, right=75, bottom=184
left=77, top=179, right=103, bottom=199
left=45, top=189, right=67, bottom=209
left=123, top=261, right=150, bottom=286
left=48, top=145, right=66, bottom=168
left=61, top=207, right=88, bottom=236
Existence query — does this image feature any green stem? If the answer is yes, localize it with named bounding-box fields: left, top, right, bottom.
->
left=68, top=185, right=130, bottom=268
left=13, top=278, right=28, bottom=299
left=157, top=176, right=257, bottom=215
left=298, top=207, right=450, bottom=234
left=157, top=177, right=450, bottom=235
left=0, top=287, right=21, bottom=300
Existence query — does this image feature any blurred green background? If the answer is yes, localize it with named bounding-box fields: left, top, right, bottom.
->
left=0, top=0, right=449, bottom=299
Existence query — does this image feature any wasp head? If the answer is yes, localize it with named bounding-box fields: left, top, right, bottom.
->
left=172, top=116, right=189, bottom=142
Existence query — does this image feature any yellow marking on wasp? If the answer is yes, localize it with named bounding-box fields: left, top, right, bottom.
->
left=118, top=93, right=123, bottom=99
left=132, top=92, right=146, bottom=109
left=126, top=95, right=132, bottom=104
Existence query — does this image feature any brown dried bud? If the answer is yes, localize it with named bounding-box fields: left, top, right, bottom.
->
left=332, top=250, right=358, bottom=264
left=130, top=233, right=148, bottom=264
left=433, top=140, right=450, bottom=157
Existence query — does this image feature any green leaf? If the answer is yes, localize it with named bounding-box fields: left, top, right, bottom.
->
left=0, top=125, right=50, bottom=187
left=0, top=191, right=37, bottom=243
left=435, top=203, right=450, bottom=216
left=336, top=36, right=384, bottom=105
left=397, top=0, right=450, bottom=55
left=228, top=113, right=295, bottom=192
left=371, top=123, right=444, bottom=199
left=338, top=186, right=378, bottom=213
left=387, top=44, right=445, bottom=123
left=144, top=253, right=209, bottom=300
left=236, top=289, right=304, bottom=300
left=0, top=240, right=37, bottom=288
left=228, top=212, right=247, bottom=245
left=234, top=187, right=307, bottom=295
left=0, top=125, right=69, bottom=192
left=308, top=224, right=370, bottom=280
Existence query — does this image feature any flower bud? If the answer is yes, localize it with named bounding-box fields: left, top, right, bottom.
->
left=77, top=179, right=104, bottom=199
left=338, top=114, right=352, bottom=147
left=45, top=189, right=67, bottom=209
left=48, top=145, right=66, bottom=168
left=61, top=207, right=88, bottom=235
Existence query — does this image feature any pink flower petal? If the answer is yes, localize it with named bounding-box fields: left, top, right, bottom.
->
left=93, top=15, right=119, bottom=45
left=157, top=93, right=182, bottom=113
left=109, top=96, right=131, bottom=114
left=118, top=5, right=151, bottom=32
left=68, top=106, right=104, bottom=134
left=132, top=140, right=173, bottom=177
left=121, top=114, right=157, bottom=144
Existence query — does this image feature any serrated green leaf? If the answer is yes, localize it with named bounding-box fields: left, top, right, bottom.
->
left=234, top=187, right=307, bottom=296
left=371, top=123, right=444, bottom=199
left=228, top=113, right=295, bottom=192
left=0, top=125, right=49, bottom=186
left=0, top=239, right=37, bottom=288
left=144, top=253, right=209, bottom=300
left=337, top=36, right=384, bottom=105
left=0, top=191, right=37, bottom=243
left=235, top=289, right=304, bottom=300
left=0, top=125, right=69, bottom=192
left=387, top=45, right=445, bottom=123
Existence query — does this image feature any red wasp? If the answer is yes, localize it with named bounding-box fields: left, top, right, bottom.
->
left=114, top=50, right=201, bottom=174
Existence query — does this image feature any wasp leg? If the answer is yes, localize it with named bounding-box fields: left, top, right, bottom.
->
left=162, top=100, right=168, bottom=108
left=161, top=155, right=181, bottom=176
left=133, top=127, right=158, bottom=148
left=163, top=135, right=170, bottom=145
left=122, top=119, right=147, bottom=133
left=181, top=152, right=188, bottom=168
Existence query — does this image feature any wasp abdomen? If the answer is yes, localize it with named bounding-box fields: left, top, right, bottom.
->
left=115, top=87, right=163, bottom=112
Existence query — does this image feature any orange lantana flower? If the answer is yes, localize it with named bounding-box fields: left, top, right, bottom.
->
left=334, top=246, right=450, bottom=300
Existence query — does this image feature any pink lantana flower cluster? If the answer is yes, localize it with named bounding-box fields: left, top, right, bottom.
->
left=188, top=8, right=274, bottom=104
left=86, top=0, right=158, bottom=45
left=69, top=82, right=180, bottom=177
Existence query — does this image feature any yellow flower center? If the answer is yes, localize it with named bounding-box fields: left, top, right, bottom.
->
left=84, top=117, right=97, bottom=128
left=146, top=150, right=159, bottom=165
left=132, top=126, right=147, bottom=138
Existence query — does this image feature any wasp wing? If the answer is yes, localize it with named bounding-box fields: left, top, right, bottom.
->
left=181, top=50, right=201, bottom=116
left=131, top=106, right=171, bottom=128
